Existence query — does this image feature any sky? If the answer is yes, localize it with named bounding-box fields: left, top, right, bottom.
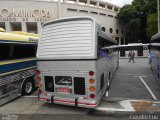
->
left=104, top=0, right=134, bottom=7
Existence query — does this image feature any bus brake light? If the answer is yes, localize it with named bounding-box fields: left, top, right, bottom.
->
left=38, top=82, right=42, bottom=87
left=36, top=70, right=41, bottom=75
left=90, top=94, right=95, bottom=99
left=89, top=71, right=94, bottom=76
left=36, top=76, right=41, bottom=81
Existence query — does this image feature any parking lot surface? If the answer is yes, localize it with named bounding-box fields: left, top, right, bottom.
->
left=0, top=58, right=160, bottom=120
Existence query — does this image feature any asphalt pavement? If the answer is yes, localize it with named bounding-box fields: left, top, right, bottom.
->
left=0, top=58, right=160, bottom=120
left=108, top=58, right=160, bottom=100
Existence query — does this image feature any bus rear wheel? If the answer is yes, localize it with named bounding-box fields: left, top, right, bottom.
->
left=22, top=78, right=35, bottom=95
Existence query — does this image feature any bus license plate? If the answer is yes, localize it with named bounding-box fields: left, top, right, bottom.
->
left=58, top=88, right=71, bottom=93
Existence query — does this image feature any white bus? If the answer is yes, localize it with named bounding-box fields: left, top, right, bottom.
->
left=0, top=29, right=38, bottom=105
left=36, top=17, right=118, bottom=108
left=150, top=32, right=160, bottom=84
left=118, top=43, right=149, bottom=58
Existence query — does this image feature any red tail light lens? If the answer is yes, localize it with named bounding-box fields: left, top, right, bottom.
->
left=38, top=82, right=42, bottom=87
left=36, top=70, right=41, bottom=75
left=38, top=89, right=42, bottom=94
left=89, top=71, right=94, bottom=76
left=36, top=76, right=41, bottom=81
left=90, top=94, right=95, bottom=99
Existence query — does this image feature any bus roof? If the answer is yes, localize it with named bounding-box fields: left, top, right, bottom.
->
left=9, top=31, right=39, bottom=37
left=42, top=16, right=99, bottom=27
left=119, top=43, right=149, bottom=47
left=118, top=44, right=149, bottom=51
left=43, top=16, right=117, bottom=45
left=151, top=32, right=160, bottom=41
left=99, top=30, right=118, bottom=45
left=0, top=31, right=39, bottom=43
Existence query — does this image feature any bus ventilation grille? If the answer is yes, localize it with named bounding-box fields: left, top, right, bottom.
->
left=74, top=77, right=85, bottom=95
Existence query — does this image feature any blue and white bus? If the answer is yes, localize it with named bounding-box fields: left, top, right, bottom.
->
left=0, top=29, right=38, bottom=105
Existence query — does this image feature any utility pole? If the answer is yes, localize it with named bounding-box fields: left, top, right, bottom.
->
left=158, top=0, right=160, bottom=32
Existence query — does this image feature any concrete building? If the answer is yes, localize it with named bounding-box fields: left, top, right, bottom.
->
left=0, top=0, right=126, bottom=44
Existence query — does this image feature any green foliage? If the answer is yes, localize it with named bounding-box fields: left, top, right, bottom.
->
left=129, top=18, right=141, bottom=31
left=146, top=13, right=158, bottom=38
left=118, top=0, right=157, bottom=43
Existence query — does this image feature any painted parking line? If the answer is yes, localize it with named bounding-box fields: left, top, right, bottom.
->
left=106, top=90, right=109, bottom=97
left=116, top=73, right=154, bottom=77
left=138, top=76, right=157, bottom=101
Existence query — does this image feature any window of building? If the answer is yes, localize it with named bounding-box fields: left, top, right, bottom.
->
left=79, top=10, right=88, bottom=13
left=0, top=22, right=5, bottom=30
left=99, top=13, right=106, bottom=16
left=116, top=29, right=119, bottom=34
left=114, top=7, right=119, bottom=12
left=67, top=8, right=78, bottom=12
left=10, top=22, right=22, bottom=31
left=115, top=37, right=119, bottom=44
left=121, top=38, right=124, bottom=45
left=109, top=28, right=113, bottom=33
left=26, top=22, right=37, bottom=34
left=90, top=11, right=98, bottom=14
left=108, top=14, right=113, bottom=17
left=122, top=30, right=124, bottom=35
left=107, top=5, right=113, bottom=10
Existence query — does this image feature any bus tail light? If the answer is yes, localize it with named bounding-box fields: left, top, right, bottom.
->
left=38, top=82, right=42, bottom=88
left=36, top=70, right=41, bottom=75
left=89, top=86, right=95, bottom=91
left=90, top=94, right=95, bottom=99
left=89, top=79, right=95, bottom=84
left=89, top=71, right=94, bottom=76
left=36, top=76, right=41, bottom=81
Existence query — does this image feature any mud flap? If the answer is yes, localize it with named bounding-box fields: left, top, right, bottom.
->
left=51, top=96, right=54, bottom=104
left=75, top=98, right=78, bottom=107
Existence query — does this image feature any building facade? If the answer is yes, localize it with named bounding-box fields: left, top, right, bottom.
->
left=0, top=0, right=126, bottom=44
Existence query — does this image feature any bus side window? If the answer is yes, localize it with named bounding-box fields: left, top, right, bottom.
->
left=12, top=44, right=36, bottom=59
left=98, top=36, right=105, bottom=49
left=105, top=48, right=109, bottom=53
left=0, top=44, right=10, bottom=61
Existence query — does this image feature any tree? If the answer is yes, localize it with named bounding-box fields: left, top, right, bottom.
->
left=118, top=0, right=157, bottom=43
left=146, top=13, right=158, bottom=38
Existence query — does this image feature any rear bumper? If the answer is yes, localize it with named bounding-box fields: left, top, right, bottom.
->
left=39, top=96, right=98, bottom=108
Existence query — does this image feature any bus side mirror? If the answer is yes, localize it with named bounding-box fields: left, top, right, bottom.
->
left=102, top=27, right=106, bottom=32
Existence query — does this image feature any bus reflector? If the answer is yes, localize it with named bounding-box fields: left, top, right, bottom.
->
left=89, top=86, right=95, bottom=91
left=89, top=71, right=94, bottom=76
left=89, top=79, right=94, bottom=84
left=36, top=70, right=41, bottom=75
left=38, top=89, right=42, bottom=94
left=90, top=94, right=95, bottom=99
left=36, top=76, right=41, bottom=81
left=38, top=82, right=42, bottom=87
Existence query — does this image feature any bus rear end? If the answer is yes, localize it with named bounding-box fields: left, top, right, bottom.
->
left=36, top=17, right=100, bottom=108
